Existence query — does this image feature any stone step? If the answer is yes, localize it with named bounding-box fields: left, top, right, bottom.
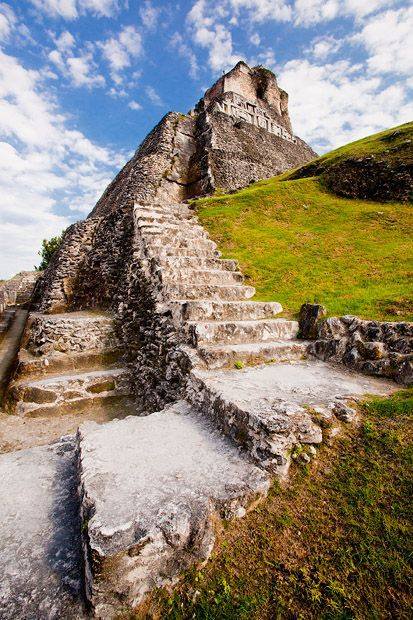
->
left=171, top=300, right=283, bottom=322
left=135, top=204, right=194, bottom=219
left=166, top=283, right=255, bottom=301
left=157, top=256, right=239, bottom=271
left=77, top=400, right=269, bottom=617
left=135, top=209, right=197, bottom=223
left=188, top=318, right=298, bottom=346
left=188, top=361, right=396, bottom=476
left=147, top=246, right=221, bottom=259
left=160, top=268, right=244, bottom=286
left=138, top=224, right=208, bottom=239
left=16, top=311, right=124, bottom=379
left=145, top=236, right=218, bottom=253
left=7, top=367, right=132, bottom=417
left=0, top=439, right=85, bottom=619
left=197, top=339, right=309, bottom=369
left=17, top=348, right=124, bottom=379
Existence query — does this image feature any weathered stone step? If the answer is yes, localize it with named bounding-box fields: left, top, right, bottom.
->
left=158, top=256, right=239, bottom=271
left=7, top=367, right=132, bottom=417
left=147, top=246, right=221, bottom=259
left=172, top=300, right=284, bottom=322
left=138, top=224, right=208, bottom=239
left=78, top=400, right=269, bottom=617
left=16, top=311, right=124, bottom=379
left=188, top=360, right=396, bottom=476
left=188, top=318, right=298, bottom=346
left=145, top=236, right=218, bottom=253
left=135, top=204, right=194, bottom=219
left=0, top=439, right=85, bottom=619
left=161, top=268, right=244, bottom=286
left=166, top=283, right=255, bottom=301
left=135, top=209, right=197, bottom=223
left=197, top=339, right=308, bottom=369
left=17, top=348, right=124, bottom=379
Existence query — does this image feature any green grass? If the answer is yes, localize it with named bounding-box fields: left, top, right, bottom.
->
left=193, top=122, right=413, bottom=321
left=155, top=389, right=413, bottom=620
left=282, top=121, right=413, bottom=179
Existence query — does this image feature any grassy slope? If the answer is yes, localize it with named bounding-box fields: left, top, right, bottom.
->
left=157, top=390, right=413, bottom=620
left=194, top=122, right=413, bottom=321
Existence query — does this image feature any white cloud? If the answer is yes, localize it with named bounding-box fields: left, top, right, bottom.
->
left=310, top=35, right=341, bottom=59
left=0, top=3, right=16, bottom=40
left=128, top=100, right=142, bottom=110
left=29, top=0, right=78, bottom=20
left=227, top=0, right=292, bottom=22
left=48, top=37, right=105, bottom=89
left=188, top=3, right=242, bottom=72
left=170, top=32, right=199, bottom=78
left=351, top=6, right=413, bottom=76
left=250, top=32, right=260, bottom=46
left=29, top=0, right=119, bottom=19
left=139, top=1, right=160, bottom=29
left=100, top=25, right=143, bottom=83
left=279, top=58, right=413, bottom=152
left=54, top=30, right=75, bottom=52
left=0, top=50, right=124, bottom=279
left=66, top=53, right=105, bottom=87
left=145, top=85, right=164, bottom=106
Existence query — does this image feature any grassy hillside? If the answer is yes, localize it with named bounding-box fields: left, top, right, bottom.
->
left=157, top=389, right=413, bottom=619
left=282, top=121, right=413, bottom=179
left=194, top=123, right=413, bottom=321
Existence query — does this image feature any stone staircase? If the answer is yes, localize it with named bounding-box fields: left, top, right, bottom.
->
left=73, top=204, right=395, bottom=616
left=5, top=311, right=133, bottom=417
left=0, top=202, right=397, bottom=619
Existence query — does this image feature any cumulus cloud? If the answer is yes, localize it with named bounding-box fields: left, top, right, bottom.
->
left=0, top=50, right=124, bottom=278
left=170, top=32, right=199, bottom=78
left=279, top=58, right=413, bottom=151
left=139, top=1, right=160, bottom=29
left=351, top=5, right=413, bottom=76
left=187, top=1, right=242, bottom=72
left=128, top=100, right=142, bottom=110
left=100, top=25, right=143, bottom=83
left=145, top=85, right=164, bottom=106
left=66, top=53, right=105, bottom=87
left=29, top=0, right=119, bottom=19
left=0, top=3, right=16, bottom=40
left=310, top=35, right=341, bottom=59
left=48, top=34, right=105, bottom=89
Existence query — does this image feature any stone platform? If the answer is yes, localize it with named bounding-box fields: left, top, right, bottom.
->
left=78, top=400, right=269, bottom=618
left=0, top=439, right=85, bottom=619
left=188, top=360, right=396, bottom=474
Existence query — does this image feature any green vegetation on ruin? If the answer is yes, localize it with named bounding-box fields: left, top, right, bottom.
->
left=281, top=121, right=413, bottom=179
left=193, top=122, right=413, bottom=321
left=157, top=388, right=413, bottom=619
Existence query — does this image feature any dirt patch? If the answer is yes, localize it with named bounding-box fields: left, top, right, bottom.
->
left=0, top=400, right=140, bottom=453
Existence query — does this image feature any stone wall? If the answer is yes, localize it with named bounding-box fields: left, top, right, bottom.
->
left=32, top=219, right=99, bottom=314
left=197, top=109, right=316, bottom=192
left=0, top=272, right=40, bottom=313
left=310, top=315, right=413, bottom=384
left=23, top=312, right=122, bottom=358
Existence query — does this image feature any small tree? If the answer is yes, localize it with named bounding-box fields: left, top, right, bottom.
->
left=36, top=233, right=63, bottom=271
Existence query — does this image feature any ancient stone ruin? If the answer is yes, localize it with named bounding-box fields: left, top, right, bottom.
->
left=0, top=62, right=408, bottom=619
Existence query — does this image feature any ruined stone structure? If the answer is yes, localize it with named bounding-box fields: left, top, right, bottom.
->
left=0, top=63, right=406, bottom=619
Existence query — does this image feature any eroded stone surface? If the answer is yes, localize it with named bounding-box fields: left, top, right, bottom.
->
left=8, top=367, right=131, bottom=416
left=188, top=360, right=396, bottom=475
left=0, top=439, right=85, bottom=619
left=78, top=400, right=269, bottom=617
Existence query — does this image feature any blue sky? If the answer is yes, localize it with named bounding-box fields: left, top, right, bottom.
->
left=0, top=0, right=411, bottom=278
